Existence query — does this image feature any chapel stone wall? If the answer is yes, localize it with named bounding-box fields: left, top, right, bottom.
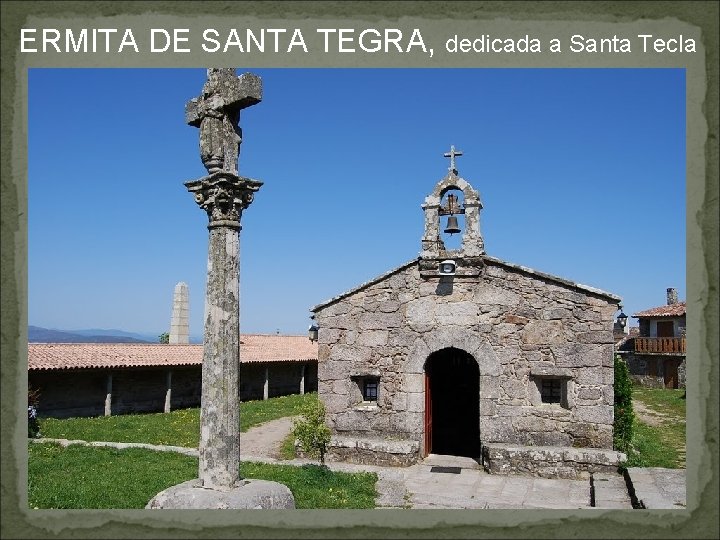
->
left=316, top=258, right=618, bottom=456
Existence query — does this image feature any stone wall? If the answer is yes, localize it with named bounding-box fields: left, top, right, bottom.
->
left=315, top=257, right=618, bottom=463
left=112, top=368, right=172, bottom=414
left=625, top=355, right=665, bottom=388
left=326, top=435, right=420, bottom=467
left=31, top=370, right=108, bottom=418
left=677, top=358, right=686, bottom=389
left=239, top=362, right=318, bottom=401
left=171, top=367, right=203, bottom=409
left=30, top=367, right=202, bottom=418
left=31, top=361, right=318, bottom=418
left=625, top=354, right=686, bottom=389
left=481, top=443, right=626, bottom=479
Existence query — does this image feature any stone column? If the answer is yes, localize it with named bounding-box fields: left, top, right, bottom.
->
left=263, top=366, right=269, bottom=400
left=164, top=369, right=173, bottom=413
left=183, top=70, right=264, bottom=490
left=199, top=220, right=242, bottom=487
left=104, top=373, right=113, bottom=416
left=300, top=364, right=306, bottom=395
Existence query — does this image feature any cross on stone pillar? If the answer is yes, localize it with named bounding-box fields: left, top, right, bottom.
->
left=146, top=69, right=294, bottom=509
left=186, top=68, right=262, bottom=175
left=444, top=145, right=463, bottom=174
left=186, top=69, right=262, bottom=490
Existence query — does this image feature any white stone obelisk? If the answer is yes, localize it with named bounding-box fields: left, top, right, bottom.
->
left=169, top=282, right=190, bottom=344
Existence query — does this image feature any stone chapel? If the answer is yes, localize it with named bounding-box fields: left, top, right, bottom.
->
left=311, top=148, right=626, bottom=478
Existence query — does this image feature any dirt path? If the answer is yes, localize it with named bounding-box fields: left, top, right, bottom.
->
left=633, top=399, right=669, bottom=427
left=239, top=416, right=297, bottom=459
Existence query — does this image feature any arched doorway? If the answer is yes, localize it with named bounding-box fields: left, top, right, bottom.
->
left=424, top=347, right=480, bottom=458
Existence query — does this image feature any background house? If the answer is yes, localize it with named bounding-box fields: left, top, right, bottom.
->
left=28, top=335, right=318, bottom=418
left=616, top=288, right=686, bottom=389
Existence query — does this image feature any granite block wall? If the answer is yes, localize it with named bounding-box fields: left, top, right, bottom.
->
left=315, top=257, right=619, bottom=459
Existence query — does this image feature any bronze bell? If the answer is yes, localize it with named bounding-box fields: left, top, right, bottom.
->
left=444, top=215, right=461, bottom=235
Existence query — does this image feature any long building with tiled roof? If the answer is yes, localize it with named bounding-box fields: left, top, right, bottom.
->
left=28, top=335, right=318, bottom=418
left=28, top=335, right=318, bottom=371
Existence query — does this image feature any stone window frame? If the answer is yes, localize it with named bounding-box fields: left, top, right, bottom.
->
left=350, top=374, right=380, bottom=409
left=529, top=367, right=574, bottom=410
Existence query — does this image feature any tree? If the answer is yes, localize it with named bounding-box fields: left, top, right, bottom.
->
left=613, top=354, right=635, bottom=455
left=292, top=398, right=332, bottom=465
left=159, top=332, right=169, bottom=344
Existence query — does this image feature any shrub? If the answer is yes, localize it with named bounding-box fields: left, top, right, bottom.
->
left=613, top=354, right=634, bottom=454
left=292, top=398, right=332, bottom=465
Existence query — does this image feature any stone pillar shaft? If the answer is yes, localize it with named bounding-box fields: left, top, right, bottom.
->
left=199, top=225, right=241, bottom=488
left=104, top=373, right=112, bottom=416
left=164, top=369, right=173, bottom=413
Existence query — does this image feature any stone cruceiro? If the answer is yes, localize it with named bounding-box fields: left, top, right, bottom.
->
left=147, top=68, right=294, bottom=509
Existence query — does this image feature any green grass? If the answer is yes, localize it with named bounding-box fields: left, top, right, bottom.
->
left=28, top=442, right=376, bottom=509
left=279, top=431, right=298, bottom=460
left=626, top=423, right=681, bottom=468
left=626, top=387, right=686, bottom=468
left=241, top=462, right=376, bottom=509
left=632, top=387, right=686, bottom=418
left=28, top=443, right=197, bottom=509
left=38, top=393, right=315, bottom=447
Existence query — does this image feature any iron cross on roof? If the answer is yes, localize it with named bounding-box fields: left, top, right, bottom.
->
left=444, top=145, right=463, bottom=174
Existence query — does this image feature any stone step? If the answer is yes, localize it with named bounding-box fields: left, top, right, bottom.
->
left=422, top=454, right=482, bottom=470
left=592, top=473, right=633, bottom=509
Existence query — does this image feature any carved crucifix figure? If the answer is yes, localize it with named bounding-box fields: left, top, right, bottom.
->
left=186, top=68, right=262, bottom=174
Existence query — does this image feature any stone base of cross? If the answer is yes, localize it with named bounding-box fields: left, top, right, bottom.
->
left=146, top=478, right=295, bottom=510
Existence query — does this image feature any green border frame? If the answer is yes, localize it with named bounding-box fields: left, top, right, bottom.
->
left=2, top=1, right=718, bottom=538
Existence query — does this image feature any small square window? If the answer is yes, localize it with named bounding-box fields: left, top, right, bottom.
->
left=541, top=378, right=562, bottom=404
left=363, top=379, right=378, bottom=402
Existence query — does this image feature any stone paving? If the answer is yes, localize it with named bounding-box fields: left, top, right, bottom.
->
left=370, top=454, right=595, bottom=509
left=626, top=467, right=687, bottom=509
left=592, top=472, right=633, bottom=509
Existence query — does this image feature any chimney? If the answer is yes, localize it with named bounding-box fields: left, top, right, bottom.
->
left=169, top=282, right=190, bottom=344
left=666, top=287, right=678, bottom=305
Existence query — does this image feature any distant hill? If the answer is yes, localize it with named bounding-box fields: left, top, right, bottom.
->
left=29, top=326, right=154, bottom=343
left=64, top=328, right=161, bottom=341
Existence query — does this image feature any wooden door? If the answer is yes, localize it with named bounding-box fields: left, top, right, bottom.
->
left=664, top=358, right=680, bottom=389
left=657, top=321, right=674, bottom=337
left=424, top=371, right=432, bottom=456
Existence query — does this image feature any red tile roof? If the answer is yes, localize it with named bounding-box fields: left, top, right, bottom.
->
left=632, top=302, right=686, bottom=318
left=28, top=335, right=318, bottom=371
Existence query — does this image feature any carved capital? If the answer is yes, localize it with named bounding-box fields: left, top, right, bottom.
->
left=185, top=171, right=263, bottom=228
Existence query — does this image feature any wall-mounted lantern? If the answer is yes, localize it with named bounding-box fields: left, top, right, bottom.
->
left=616, top=306, right=628, bottom=329
left=308, top=318, right=319, bottom=342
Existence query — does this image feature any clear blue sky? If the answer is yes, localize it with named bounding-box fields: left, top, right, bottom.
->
left=28, top=68, right=686, bottom=338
